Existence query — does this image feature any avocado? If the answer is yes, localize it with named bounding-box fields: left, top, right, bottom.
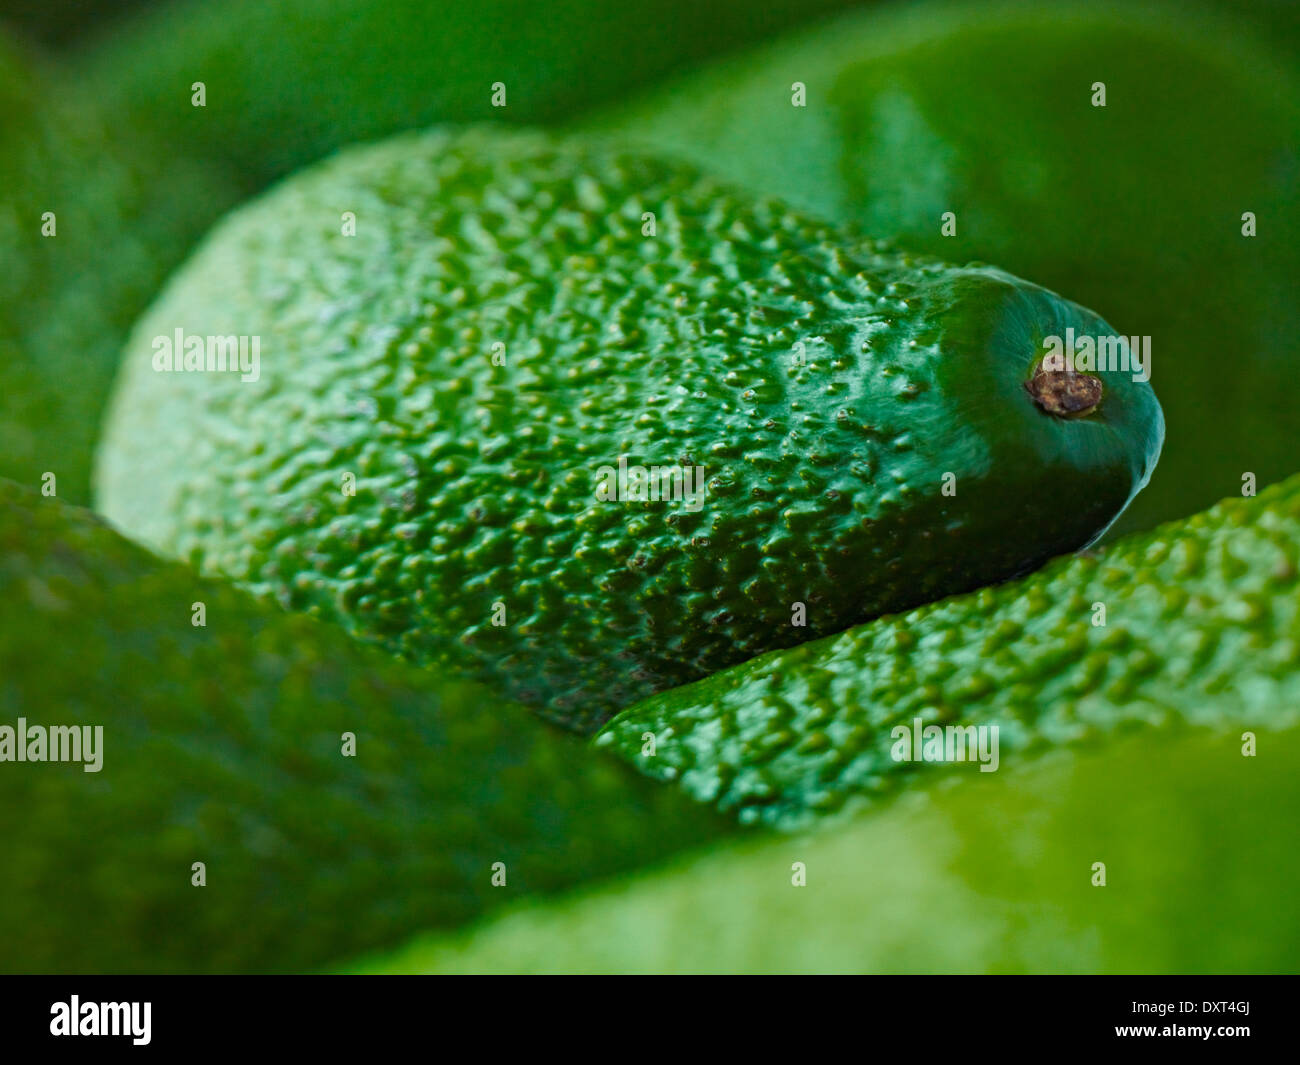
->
left=77, top=0, right=870, bottom=193
left=355, top=729, right=1300, bottom=974
left=596, top=473, right=1300, bottom=829
left=95, top=127, right=1162, bottom=733
left=0, top=479, right=731, bottom=973
left=0, top=35, right=239, bottom=504
left=587, top=0, right=1300, bottom=539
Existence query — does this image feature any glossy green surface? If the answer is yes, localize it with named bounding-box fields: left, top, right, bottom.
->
left=97, top=128, right=1160, bottom=732
left=77, top=0, right=869, bottom=192
left=0, top=36, right=238, bottom=504
left=590, top=0, right=1300, bottom=539
left=598, top=474, right=1300, bottom=828
left=0, top=480, right=731, bottom=973
left=359, top=730, right=1300, bottom=973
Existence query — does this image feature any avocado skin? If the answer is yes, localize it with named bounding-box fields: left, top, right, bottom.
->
left=0, top=38, right=239, bottom=504
left=77, top=0, right=869, bottom=193
left=597, top=474, right=1300, bottom=829
left=96, top=128, right=1161, bottom=733
left=0, top=480, right=731, bottom=973
left=589, top=0, right=1300, bottom=539
left=358, top=730, right=1300, bottom=974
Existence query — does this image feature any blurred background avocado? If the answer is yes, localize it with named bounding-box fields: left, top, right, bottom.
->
left=0, top=34, right=238, bottom=504
left=358, top=730, right=1300, bottom=974
left=69, top=0, right=875, bottom=193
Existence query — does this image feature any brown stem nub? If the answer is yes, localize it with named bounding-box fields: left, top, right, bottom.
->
left=1024, top=365, right=1102, bottom=418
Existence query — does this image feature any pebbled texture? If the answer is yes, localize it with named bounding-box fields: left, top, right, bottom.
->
left=0, top=480, right=731, bottom=973
left=97, top=127, right=1161, bottom=732
left=597, top=474, right=1300, bottom=829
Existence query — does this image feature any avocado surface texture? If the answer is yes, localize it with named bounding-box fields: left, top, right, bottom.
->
left=598, top=474, right=1300, bottom=828
left=97, top=128, right=1162, bottom=732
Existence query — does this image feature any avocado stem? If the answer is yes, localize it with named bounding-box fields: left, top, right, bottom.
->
left=1025, top=365, right=1102, bottom=418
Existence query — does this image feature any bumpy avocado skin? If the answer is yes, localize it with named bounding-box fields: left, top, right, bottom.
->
left=0, top=480, right=730, bottom=973
left=589, top=0, right=1300, bottom=539
left=0, top=37, right=239, bottom=504
left=359, top=730, right=1300, bottom=974
left=597, top=474, right=1300, bottom=829
left=96, top=128, right=1161, bottom=732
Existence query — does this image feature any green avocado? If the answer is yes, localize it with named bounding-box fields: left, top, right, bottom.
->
left=0, top=479, right=731, bottom=973
left=588, top=0, right=1300, bottom=539
left=356, top=729, right=1300, bottom=974
left=597, top=473, right=1300, bottom=829
left=77, top=0, right=869, bottom=193
left=0, top=35, right=239, bottom=504
left=96, top=127, right=1161, bottom=732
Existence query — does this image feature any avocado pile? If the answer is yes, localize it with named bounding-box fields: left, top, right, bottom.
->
left=3, top=0, right=1297, bottom=974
